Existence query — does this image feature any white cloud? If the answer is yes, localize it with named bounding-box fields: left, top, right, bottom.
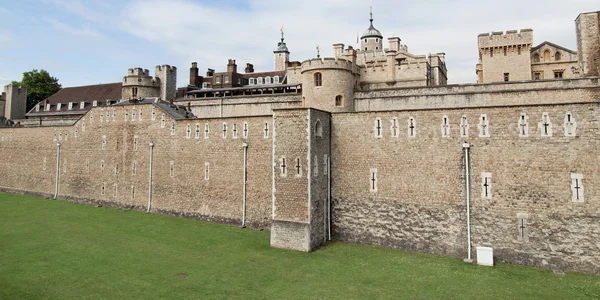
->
left=45, top=17, right=103, bottom=38
left=42, top=0, right=103, bottom=22
left=117, top=0, right=598, bottom=85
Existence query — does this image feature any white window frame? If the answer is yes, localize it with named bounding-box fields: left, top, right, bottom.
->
left=273, top=76, right=280, bottom=83
left=249, top=78, right=255, bottom=85
left=571, top=173, right=584, bottom=203
left=80, top=102, right=85, bottom=109
left=481, top=172, right=492, bottom=200
left=68, top=102, right=73, bottom=110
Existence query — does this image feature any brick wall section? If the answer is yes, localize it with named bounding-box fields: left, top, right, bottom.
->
left=0, top=103, right=274, bottom=228
left=355, top=77, right=600, bottom=112
left=308, top=109, right=331, bottom=248
left=331, top=102, right=600, bottom=273
left=271, top=108, right=331, bottom=251
left=176, top=94, right=302, bottom=118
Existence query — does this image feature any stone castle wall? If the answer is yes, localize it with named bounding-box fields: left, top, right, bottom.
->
left=0, top=103, right=274, bottom=228
left=331, top=101, right=600, bottom=274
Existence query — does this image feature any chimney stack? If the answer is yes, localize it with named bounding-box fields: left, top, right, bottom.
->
left=245, top=63, right=254, bottom=73
left=190, top=62, right=199, bottom=87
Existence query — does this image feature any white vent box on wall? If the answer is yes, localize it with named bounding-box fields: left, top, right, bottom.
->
left=477, top=247, right=494, bottom=266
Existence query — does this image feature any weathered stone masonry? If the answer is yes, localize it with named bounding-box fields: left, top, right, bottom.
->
left=0, top=80, right=599, bottom=274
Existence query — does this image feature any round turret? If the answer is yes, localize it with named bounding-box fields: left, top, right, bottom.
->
left=360, top=9, right=383, bottom=52
left=300, top=58, right=359, bottom=113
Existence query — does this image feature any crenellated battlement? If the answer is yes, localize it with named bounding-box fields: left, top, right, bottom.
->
left=127, top=68, right=150, bottom=77
left=478, top=29, right=533, bottom=48
left=300, top=57, right=360, bottom=74
left=155, top=64, right=177, bottom=72
left=122, top=67, right=159, bottom=87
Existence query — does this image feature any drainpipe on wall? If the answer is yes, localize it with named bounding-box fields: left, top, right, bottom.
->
left=242, top=142, right=248, bottom=228
left=146, top=142, right=154, bottom=214
left=53, top=143, right=61, bottom=200
left=327, top=155, right=331, bottom=241
left=463, top=141, right=473, bottom=263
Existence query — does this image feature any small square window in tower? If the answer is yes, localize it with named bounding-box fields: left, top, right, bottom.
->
left=82, top=120, right=86, bottom=132
left=133, top=136, right=139, bottom=151
left=538, top=112, right=552, bottom=137
left=204, top=123, right=210, bottom=139
left=460, top=115, right=469, bottom=138
left=504, top=73, right=510, bottom=82
left=315, top=120, right=323, bottom=138
left=335, top=95, right=343, bottom=107
left=161, top=114, right=166, bottom=128
left=407, top=116, right=416, bottom=138
left=563, top=112, right=577, bottom=137
left=112, top=109, right=116, bottom=122
left=132, top=109, right=137, bottom=120
left=390, top=117, right=399, bottom=138
left=125, top=110, right=129, bottom=121
left=100, top=112, right=104, bottom=122
left=100, top=160, right=105, bottom=173
left=313, top=155, right=318, bottom=177
left=186, top=124, right=192, bottom=139
left=151, top=107, right=156, bottom=120
left=478, top=114, right=490, bottom=138
left=222, top=123, right=228, bottom=139
left=101, top=183, right=105, bottom=195
left=373, top=117, right=383, bottom=139
left=554, top=71, right=564, bottom=79
left=481, top=172, right=492, bottom=200
left=571, top=173, right=584, bottom=202
left=195, top=124, right=201, bottom=139
left=441, top=115, right=450, bottom=138
left=314, top=72, right=322, bottom=87
left=518, top=113, right=529, bottom=137
left=170, top=121, right=176, bottom=136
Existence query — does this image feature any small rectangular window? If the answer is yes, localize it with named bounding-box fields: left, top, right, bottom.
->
left=571, top=173, right=584, bottom=202
left=504, top=73, right=509, bottom=82
left=370, top=168, right=378, bottom=193
left=204, top=162, right=210, bottom=180
left=68, top=103, right=74, bottom=110
left=554, top=71, right=563, bottom=79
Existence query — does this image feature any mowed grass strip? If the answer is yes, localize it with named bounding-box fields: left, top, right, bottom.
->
left=0, top=192, right=598, bottom=300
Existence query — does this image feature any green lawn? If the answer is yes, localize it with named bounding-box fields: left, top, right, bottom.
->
left=0, top=193, right=598, bottom=299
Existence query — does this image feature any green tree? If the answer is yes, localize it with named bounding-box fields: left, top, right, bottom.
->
left=11, top=69, right=61, bottom=111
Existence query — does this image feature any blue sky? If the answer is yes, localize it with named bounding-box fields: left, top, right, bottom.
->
left=1, top=0, right=598, bottom=88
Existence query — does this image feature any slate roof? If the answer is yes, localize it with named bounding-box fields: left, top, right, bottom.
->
left=26, top=82, right=122, bottom=117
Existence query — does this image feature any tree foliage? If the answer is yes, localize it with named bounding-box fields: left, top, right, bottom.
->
left=11, top=69, right=61, bottom=111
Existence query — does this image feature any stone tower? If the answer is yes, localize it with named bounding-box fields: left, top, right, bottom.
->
left=122, top=68, right=160, bottom=100
left=360, top=8, right=383, bottom=52
left=2, top=84, right=26, bottom=120
left=300, top=58, right=359, bottom=113
left=155, top=65, right=177, bottom=101
left=274, top=29, right=290, bottom=71
left=576, top=11, right=600, bottom=77
left=476, top=29, right=533, bottom=83
left=122, top=65, right=177, bottom=101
